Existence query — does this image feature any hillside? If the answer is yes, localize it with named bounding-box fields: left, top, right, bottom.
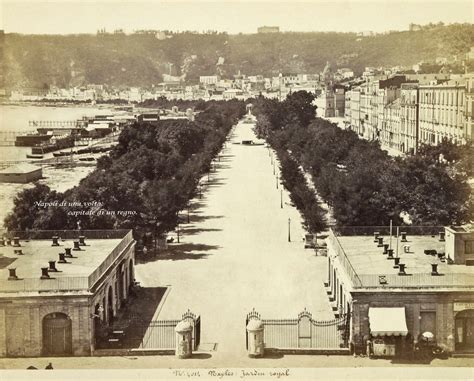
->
left=3, top=24, right=473, bottom=88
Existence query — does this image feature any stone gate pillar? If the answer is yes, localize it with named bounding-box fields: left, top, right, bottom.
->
left=175, top=320, right=193, bottom=359
left=246, top=319, right=264, bottom=358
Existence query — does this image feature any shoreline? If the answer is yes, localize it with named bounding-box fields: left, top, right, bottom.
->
left=0, top=101, right=125, bottom=108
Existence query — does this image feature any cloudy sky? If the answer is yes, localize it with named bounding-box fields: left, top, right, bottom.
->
left=0, top=0, right=472, bottom=34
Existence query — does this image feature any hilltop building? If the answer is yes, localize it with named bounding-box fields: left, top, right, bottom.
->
left=257, top=26, right=280, bottom=34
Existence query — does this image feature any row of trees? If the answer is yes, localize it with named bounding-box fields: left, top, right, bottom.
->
left=5, top=101, right=246, bottom=243
left=252, top=91, right=472, bottom=227
left=254, top=91, right=328, bottom=234
left=278, top=150, right=327, bottom=233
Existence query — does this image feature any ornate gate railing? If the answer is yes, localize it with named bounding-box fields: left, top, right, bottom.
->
left=246, top=308, right=350, bottom=350
left=136, top=309, right=201, bottom=350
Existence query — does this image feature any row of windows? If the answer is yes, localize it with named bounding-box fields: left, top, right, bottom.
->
left=420, top=90, right=464, bottom=107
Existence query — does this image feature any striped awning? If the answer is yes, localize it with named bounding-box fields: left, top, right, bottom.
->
left=369, top=307, right=408, bottom=337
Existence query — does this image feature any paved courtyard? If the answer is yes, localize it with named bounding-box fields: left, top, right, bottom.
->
left=135, top=116, right=334, bottom=362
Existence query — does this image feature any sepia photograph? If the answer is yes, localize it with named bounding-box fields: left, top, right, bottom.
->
left=0, top=0, right=473, bottom=379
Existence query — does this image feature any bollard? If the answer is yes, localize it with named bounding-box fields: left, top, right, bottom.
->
left=246, top=319, right=264, bottom=358
left=175, top=320, right=193, bottom=359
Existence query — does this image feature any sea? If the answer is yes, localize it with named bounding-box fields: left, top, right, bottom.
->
left=0, top=104, right=113, bottom=161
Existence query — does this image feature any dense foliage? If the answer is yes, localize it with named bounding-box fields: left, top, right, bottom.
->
left=252, top=93, right=472, bottom=227
left=4, top=101, right=246, bottom=238
left=4, top=24, right=473, bottom=88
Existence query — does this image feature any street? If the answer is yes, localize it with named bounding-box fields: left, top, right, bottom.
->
left=136, top=115, right=334, bottom=362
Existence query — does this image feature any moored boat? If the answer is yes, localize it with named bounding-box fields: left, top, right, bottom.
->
left=26, top=154, right=44, bottom=159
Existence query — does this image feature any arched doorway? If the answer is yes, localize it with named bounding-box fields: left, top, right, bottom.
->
left=42, top=313, right=72, bottom=356
left=129, top=259, right=134, bottom=288
left=455, top=309, right=474, bottom=351
left=107, top=286, right=114, bottom=325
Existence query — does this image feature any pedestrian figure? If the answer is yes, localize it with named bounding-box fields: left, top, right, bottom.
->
left=45, top=362, right=53, bottom=369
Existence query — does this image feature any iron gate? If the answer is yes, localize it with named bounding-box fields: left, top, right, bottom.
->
left=246, top=308, right=350, bottom=350
left=137, top=310, right=201, bottom=350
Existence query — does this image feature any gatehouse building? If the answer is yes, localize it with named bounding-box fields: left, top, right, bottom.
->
left=0, top=229, right=135, bottom=357
left=326, top=225, right=474, bottom=357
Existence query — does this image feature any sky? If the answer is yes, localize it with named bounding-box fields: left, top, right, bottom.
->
left=0, top=0, right=472, bottom=35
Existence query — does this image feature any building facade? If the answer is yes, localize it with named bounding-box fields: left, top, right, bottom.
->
left=399, top=83, right=419, bottom=154
left=0, top=229, right=135, bottom=357
left=344, top=74, right=470, bottom=155
left=419, top=80, right=466, bottom=145
left=326, top=226, right=474, bottom=357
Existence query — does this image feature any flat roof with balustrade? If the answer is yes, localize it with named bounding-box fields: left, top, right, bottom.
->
left=328, top=226, right=474, bottom=290
left=0, top=230, right=134, bottom=294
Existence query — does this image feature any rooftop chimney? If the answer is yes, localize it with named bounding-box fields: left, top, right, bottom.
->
left=40, top=267, right=50, bottom=279
left=51, top=236, right=60, bottom=246
left=13, top=237, right=20, bottom=247
left=373, top=231, right=380, bottom=242
left=65, top=247, right=73, bottom=257
left=14, top=249, right=23, bottom=255
left=73, top=240, right=81, bottom=251
left=383, top=244, right=389, bottom=254
left=387, top=249, right=394, bottom=259
left=0, top=238, right=4, bottom=246
left=79, top=236, right=86, bottom=246
left=48, top=261, right=58, bottom=272
left=377, top=237, right=384, bottom=247
left=393, top=257, right=400, bottom=268
left=8, top=268, right=18, bottom=281
left=58, top=253, right=68, bottom=263
left=439, top=231, right=445, bottom=242
left=398, top=263, right=406, bottom=275
left=431, top=263, right=439, bottom=276
left=401, top=231, right=407, bottom=242
left=6, top=238, right=11, bottom=246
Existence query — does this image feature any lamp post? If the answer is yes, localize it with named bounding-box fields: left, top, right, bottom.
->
left=273, top=162, right=275, bottom=175
left=276, top=174, right=279, bottom=189
left=280, top=189, right=283, bottom=209
left=288, top=218, right=291, bottom=242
